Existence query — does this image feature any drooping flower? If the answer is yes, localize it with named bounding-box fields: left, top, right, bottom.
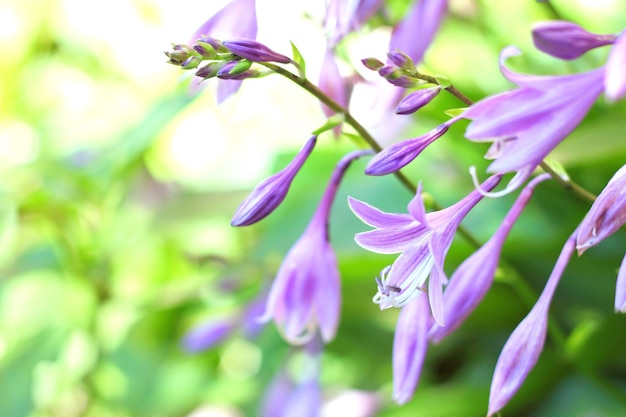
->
left=231, top=136, right=317, bottom=227
left=605, top=30, right=626, bottom=102
left=429, top=173, right=551, bottom=343
left=365, top=116, right=458, bottom=176
left=531, top=20, right=616, bottom=60
left=392, top=291, right=430, bottom=404
left=488, top=233, right=577, bottom=416
left=260, top=150, right=373, bottom=344
left=576, top=164, right=626, bottom=253
left=463, top=46, right=605, bottom=194
left=349, top=175, right=502, bottom=324
left=189, top=0, right=258, bottom=102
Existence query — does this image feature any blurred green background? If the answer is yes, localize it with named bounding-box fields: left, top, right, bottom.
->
left=1, top=0, right=625, bottom=416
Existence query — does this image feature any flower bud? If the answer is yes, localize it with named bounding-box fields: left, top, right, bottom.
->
left=361, top=57, right=385, bottom=71
left=193, top=42, right=218, bottom=59
left=197, top=36, right=229, bottom=53
left=181, top=56, right=202, bottom=69
left=378, top=66, right=419, bottom=88
left=532, top=21, right=615, bottom=60
left=387, top=50, right=417, bottom=73
left=195, top=61, right=223, bottom=79
left=223, top=38, right=291, bottom=63
left=395, top=86, right=441, bottom=115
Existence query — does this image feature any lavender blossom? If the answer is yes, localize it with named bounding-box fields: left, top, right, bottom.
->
left=189, top=0, right=258, bottom=102
left=395, top=86, right=441, bottom=115
left=532, top=21, right=616, bottom=60
left=260, top=150, right=373, bottom=344
left=223, top=39, right=291, bottom=64
left=488, top=233, right=577, bottom=416
left=429, top=174, right=551, bottom=343
left=231, top=136, right=317, bottom=227
left=182, top=318, right=234, bottom=352
left=463, top=46, right=604, bottom=194
left=365, top=117, right=456, bottom=176
left=605, top=31, right=626, bottom=102
left=324, top=0, right=383, bottom=47
left=616, top=254, right=626, bottom=313
left=576, top=164, right=626, bottom=253
left=349, top=175, right=502, bottom=324
left=319, top=48, right=352, bottom=137
left=392, top=292, right=430, bottom=404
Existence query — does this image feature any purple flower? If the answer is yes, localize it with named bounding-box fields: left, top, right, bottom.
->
left=231, top=136, right=317, bottom=227
left=532, top=20, right=616, bottom=60
left=223, top=38, right=291, bottom=63
left=605, top=31, right=626, bottom=102
left=616, top=254, right=626, bottom=313
left=181, top=318, right=234, bottom=352
left=365, top=117, right=456, bottom=176
left=395, top=85, right=441, bottom=115
left=260, top=150, right=373, bottom=344
left=463, top=46, right=604, bottom=194
left=392, top=292, right=430, bottom=404
left=389, top=0, right=448, bottom=65
left=349, top=175, right=501, bottom=324
left=576, top=164, right=626, bottom=253
left=488, top=233, right=576, bottom=416
left=324, top=0, right=383, bottom=47
left=189, top=0, right=258, bottom=103
left=429, top=174, right=551, bottom=343
left=319, top=48, right=352, bottom=136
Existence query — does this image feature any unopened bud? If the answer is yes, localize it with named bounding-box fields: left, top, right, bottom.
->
left=532, top=21, right=616, bottom=60
left=193, top=42, right=218, bottom=59
left=387, top=50, right=416, bottom=73
left=396, top=86, right=441, bottom=115
left=361, top=57, right=385, bottom=71
left=198, top=36, right=229, bottom=53
left=223, top=39, right=291, bottom=63
left=181, top=56, right=202, bottom=69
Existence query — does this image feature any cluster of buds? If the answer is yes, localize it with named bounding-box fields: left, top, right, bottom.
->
left=165, top=37, right=292, bottom=81
left=362, top=50, right=425, bottom=88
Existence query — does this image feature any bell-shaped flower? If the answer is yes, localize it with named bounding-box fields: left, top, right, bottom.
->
left=231, top=136, right=317, bottom=227
left=616, top=254, right=626, bottom=313
left=463, top=46, right=604, bottom=194
left=392, top=291, right=430, bottom=404
left=605, top=30, right=626, bottom=102
left=532, top=20, right=616, bottom=60
left=488, top=233, right=576, bottom=416
left=189, top=0, right=258, bottom=103
left=223, top=39, right=291, bottom=64
left=324, top=0, right=383, bottom=47
left=576, top=164, right=626, bottom=253
left=389, top=0, right=448, bottom=65
left=260, top=150, right=372, bottom=344
left=429, top=174, right=551, bottom=343
left=349, top=175, right=501, bottom=325
left=396, top=85, right=441, bottom=115
left=365, top=117, right=457, bottom=176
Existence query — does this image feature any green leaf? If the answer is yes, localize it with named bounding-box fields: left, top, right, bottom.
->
left=433, top=73, right=451, bottom=88
left=542, top=157, right=570, bottom=181
left=311, top=113, right=345, bottom=135
left=444, top=107, right=467, bottom=117
left=290, top=41, right=306, bottom=79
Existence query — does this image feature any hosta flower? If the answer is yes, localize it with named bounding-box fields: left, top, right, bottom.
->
left=429, top=173, right=551, bottom=343
left=605, top=30, right=626, bottom=101
left=488, top=233, right=577, bottom=416
left=181, top=317, right=234, bottom=352
left=532, top=20, right=616, bottom=60
left=463, top=46, right=604, bottom=194
left=349, top=175, right=501, bottom=324
left=223, top=39, right=291, bottom=63
left=231, top=136, right=317, bottom=226
left=261, top=150, right=372, bottom=344
left=324, top=0, right=383, bottom=47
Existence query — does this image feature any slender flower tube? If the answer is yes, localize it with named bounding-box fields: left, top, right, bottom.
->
left=576, top=164, right=626, bottom=253
left=223, top=39, right=291, bottom=63
left=261, top=149, right=373, bottom=344
left=488, top=233, right=577, bottom=416
left=605, top=31, right=626, bottom=102
left=463, top=46, right=604, bottom=194
left=532, top=21, right=616, bottom=60
left=616, top=254, right=626, bottom=313
left=365, top=117, right=457, bottom=176
left=392, top=291, right=430, bottom=404
left=231, top=136, right=317, bottom=226
left=349, top=175, right=502, bottom=324
left=395, top=86, right=441, bottom=115
left=429, top=174, right=551, bottom=343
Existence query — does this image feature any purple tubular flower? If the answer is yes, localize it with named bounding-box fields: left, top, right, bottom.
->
left=605, top=31, right=626, bottom=102
left=616, top=253, right=626, bottom=313
left=464, top=46, right=604, bottom=194
left=223, top=38, right=291, bottom=63
left=365, top=117, right=456, bottom=176
left=260, top=149, right=373, bottom=344
left=395, top=86, right=441, bottom=115
left=488, top=232, right=576, bottom=416
left=429, top=174, right=551, bottom=343
left=389, top=0, right=448, bottom=64
left=349, top=174, right=502, bottom=324
left=393, top=292, right=430, bottom=404
left=532, top=21, right=616, bottom=60
left=231, top=136, right=317, bottom=227
left=324, top=0, right=383, bottom=47
left=182, top=318, right=234, bottom=352
left=576, top=164, right=626, bottom=253
left=189, top=0, right=257, bottom=103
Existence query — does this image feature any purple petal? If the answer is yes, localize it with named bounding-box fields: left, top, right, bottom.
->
left=605, top=31, right=626, bottom=101
left=348, top=197, right=413, bottom=228
left=190, top=0, right=257, bottom=43
left=354, top=224, right=430, bottom=254
left=616, top=253, right=626, bottom=313
left=182, top=318, right=234, bottom=352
